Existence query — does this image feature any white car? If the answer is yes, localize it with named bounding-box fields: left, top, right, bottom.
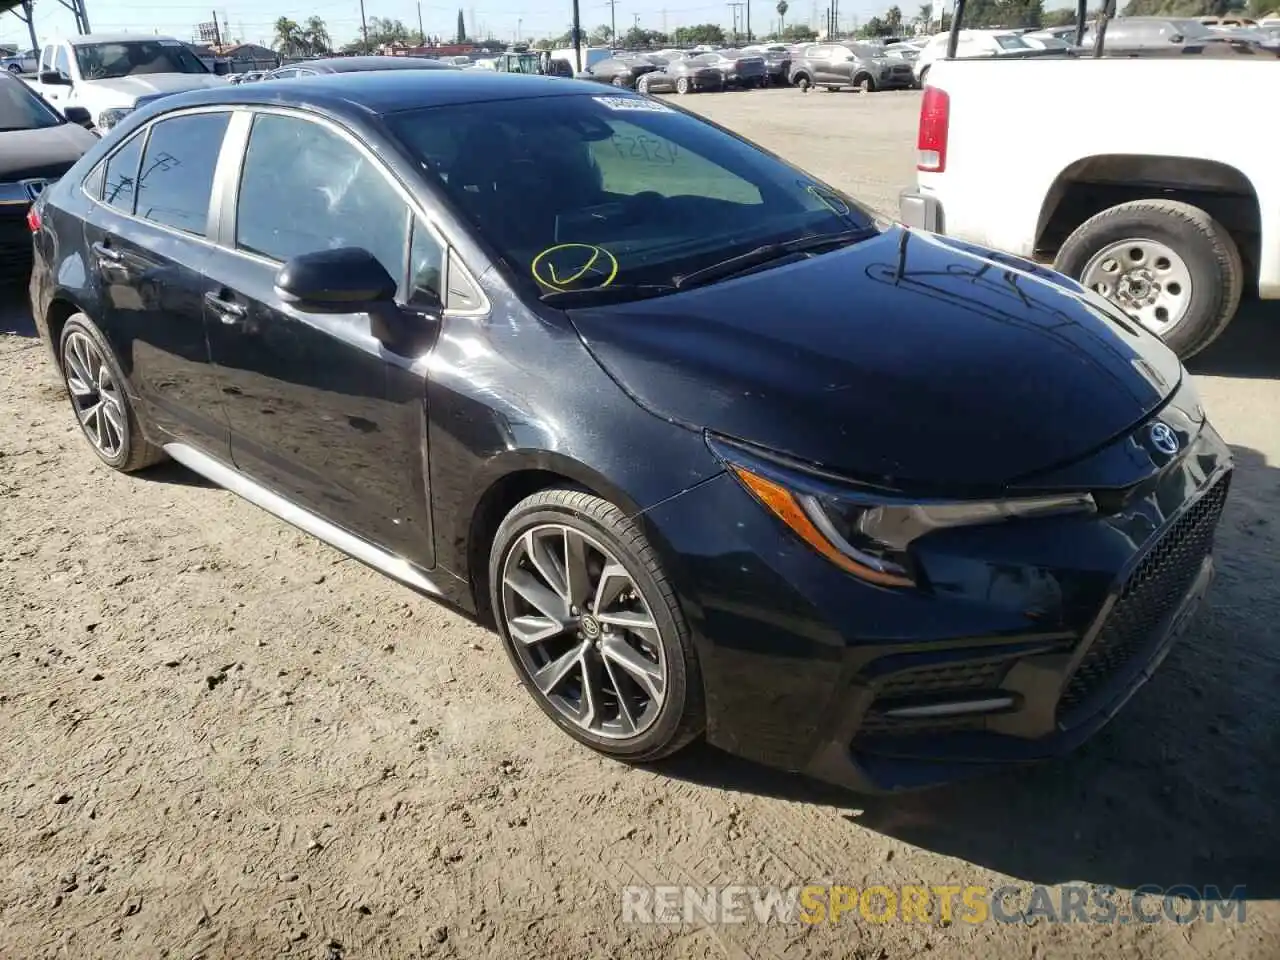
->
left=914, top=30, right=1036, bottom=85
left=24, top=35, right=228, bottom=131
left=2, top=48, right=39, bottom=74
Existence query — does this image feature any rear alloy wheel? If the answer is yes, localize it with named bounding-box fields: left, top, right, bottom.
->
left=490, top=488, right=703, bottom=761
left=676, top=76, right=690, bottom=94
left=637, top=74, right=650, bottom=94
left=1056, top=200, right=1243, bottom=359
left=59, top=313, right=165, bottom=472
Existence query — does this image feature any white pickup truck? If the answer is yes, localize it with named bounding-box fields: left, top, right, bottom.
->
left=899, top=55, right=1278, bottom=358
left=24, top=34, right=227, bottom=133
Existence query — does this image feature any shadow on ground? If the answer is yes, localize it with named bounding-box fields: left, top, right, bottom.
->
left=0, top=281, right=35, bottom=337
left=1188, top=298, right=1280, bottom=379
left=656, top=442, right=1280, bottom=900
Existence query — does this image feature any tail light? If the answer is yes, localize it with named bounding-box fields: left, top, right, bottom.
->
left=916, top=85, right=950, bottom=173
left=26, top=204, right=41, bottom=232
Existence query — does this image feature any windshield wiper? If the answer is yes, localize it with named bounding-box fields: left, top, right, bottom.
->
left=674, top=227, right=879, bottom=291
left=540, top=283, right=677, bottom=307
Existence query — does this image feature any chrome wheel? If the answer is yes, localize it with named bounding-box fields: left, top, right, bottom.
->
left=63, top=330, right=126, bottom=459
left=501, top=524, right=667, bottom=740
left=1081, top=238, right=1193, bottom=336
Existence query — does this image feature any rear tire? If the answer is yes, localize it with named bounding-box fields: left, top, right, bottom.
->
left=489, top=488, right=704, bottom=763
left=676, top=76, right=689, bottom=94
left=58, top=313, right=166, bottom=473
left=1054, top=200, right=1243, bottom=359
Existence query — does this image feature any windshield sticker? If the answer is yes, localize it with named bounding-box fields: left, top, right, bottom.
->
left=593, top=96, right=674, bottom=114
left=532, top=244, right=619, bottom=292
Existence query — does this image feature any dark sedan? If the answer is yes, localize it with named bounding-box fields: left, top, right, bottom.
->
left=27, top=72, right=1230, bottom=793
left=0, top=72, right=98, bottom=284
left=635, top=55, right=724, bottom=94
left=262, top=55, right=459, bottom=80
left=688, top=49, right=768, bottom=87
left=577, top=55, right=662, bottom=88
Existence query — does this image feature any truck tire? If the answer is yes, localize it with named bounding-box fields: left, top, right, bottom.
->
left=1054, top=200, right=1243, bottom=360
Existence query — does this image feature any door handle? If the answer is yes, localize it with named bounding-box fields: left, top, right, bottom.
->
left=203, top=291, right=247, bottom=324
left=91, top=241, right=122, bottom=263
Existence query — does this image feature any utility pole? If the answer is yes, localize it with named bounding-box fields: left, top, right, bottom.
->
left=605, top=0, right=618, bottom=43
left=211, top=10, right=221, bottom=45
left=728, top=1, right=744, bottom=42
left=571, top=0, right=582, bottom=72
left=517, top=17, right=522, bottom=41
left=418, top=1, right=425, bottom=43
left=359, top=0, right=369, bottom=52
left=16, top=0, right=39, bottom=53
left=745, top=0, right=751, bottom=41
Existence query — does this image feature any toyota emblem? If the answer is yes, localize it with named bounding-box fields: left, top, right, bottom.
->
left=1148, top=421, right=1179, bottom=456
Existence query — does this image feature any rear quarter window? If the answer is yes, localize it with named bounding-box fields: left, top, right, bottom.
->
left=101, top=131, right=145, bottom=214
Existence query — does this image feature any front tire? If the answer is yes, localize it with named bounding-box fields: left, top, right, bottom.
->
left=489, top=488, right=704, bottom=762
left=1054, top=199, right=1243, bottom=359
left=58, top=313, right=166, bottom=473
left=6, top=63, right=21, bottom=74
left=794, top=73, right=811, bottom=92
left=676, top=76, right=690, bottom=94
left=611, top=75, right=627, bottom=87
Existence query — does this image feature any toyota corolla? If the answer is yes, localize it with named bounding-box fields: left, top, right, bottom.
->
left=27, top=72, right=1230, bottom=792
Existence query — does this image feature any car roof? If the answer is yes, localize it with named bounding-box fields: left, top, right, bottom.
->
left=296, top=56, right=458, bottom=73
left=66, top=33, right=182, bottom=45
left=140, top=70, right=617, bottom=118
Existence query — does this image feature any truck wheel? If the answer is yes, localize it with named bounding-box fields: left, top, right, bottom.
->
left=1055, top=200, right=1243, bottom=359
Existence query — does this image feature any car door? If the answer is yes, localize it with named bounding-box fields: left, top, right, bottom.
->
left=808, top=46, right=833, bottom=83
left=200, top=109, right=444, bottom=568
left=79, top=109, right=234, bottom=458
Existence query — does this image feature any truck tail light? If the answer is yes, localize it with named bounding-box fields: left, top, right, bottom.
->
left=916, top=85, right=950, bottom=173
left=26, top=205, right=41, bottom=233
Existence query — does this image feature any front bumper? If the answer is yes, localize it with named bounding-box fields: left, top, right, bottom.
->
left=898, top=187, right=943, bottom=233
left=641, top=394, right=1231, bottom=793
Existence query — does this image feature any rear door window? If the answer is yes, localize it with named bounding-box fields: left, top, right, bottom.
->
left=134, top=112, right=229, bottom=236
left=101, top=131, right=145, bottom=213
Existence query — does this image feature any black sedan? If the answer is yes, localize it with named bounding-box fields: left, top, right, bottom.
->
left=577, top=55, right=662, bottom=88
left=635, top=56, right=724, bottom=94
left=27, top=72, right=1230, bottom=793
left=0, top=72, right=97, bottom=284
left=262, top=55, right=459, bottom=80
left=687, top=49, right=769, bottom=87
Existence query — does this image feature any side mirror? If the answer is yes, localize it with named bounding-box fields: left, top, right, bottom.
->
left=39, top=70, right=71, bottom=86
left=63, top=106, right=94, bottom=128
left=275, top=247, right=397, bottom=310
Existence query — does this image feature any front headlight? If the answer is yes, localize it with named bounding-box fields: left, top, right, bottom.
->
left=96, top=107, right=132, bottom=131
left=713, top=439, right=1095, bottom=588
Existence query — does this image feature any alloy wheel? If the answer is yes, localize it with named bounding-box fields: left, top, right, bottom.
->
left=62, top=330, right=126, bottom=459
left=1081, top=238, right=1193, bottom=336
left=500, top=523, right=667, bottom=740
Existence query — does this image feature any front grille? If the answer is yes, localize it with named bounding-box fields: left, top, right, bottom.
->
left=857, top=658, right=1011, bottom=737
left=1057, top=475, right=1229, bottom=721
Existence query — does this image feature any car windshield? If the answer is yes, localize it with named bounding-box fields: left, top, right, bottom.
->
left=74, top=40, right=209, bottom=80
left=1172, top=20, right=1216, bottom=39
left=387, top=93, right=875, bottom=300
left=994, top=34, right=1033, bottom=49
left=0, top=76, right=61, bottom=131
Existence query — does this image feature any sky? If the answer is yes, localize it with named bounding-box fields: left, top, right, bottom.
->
left=0, top=0, right=907, bottom=51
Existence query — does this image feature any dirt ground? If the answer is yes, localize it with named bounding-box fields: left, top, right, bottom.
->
left=1, top=88, right=1278, bottom=960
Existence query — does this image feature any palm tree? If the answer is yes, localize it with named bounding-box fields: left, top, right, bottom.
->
left=776, top=0, right=789, bottom=33
left=886, top=4, right=903, bottom=31
left=272, top=17, right=303, bottom=56
left=304, top=16, right=331, bottom=54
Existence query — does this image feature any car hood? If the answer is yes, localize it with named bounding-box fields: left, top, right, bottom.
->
left=87, top=73, right=227, bottom=102
left=565, top=227, right=1183, bottom=491
left=0, top=123, right=98, bottom=180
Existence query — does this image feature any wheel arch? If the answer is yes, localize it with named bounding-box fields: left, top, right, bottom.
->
left=44, top=295, right=87, bottom=361
left=790, top=69, right=811, bottom=85
left=1035, top=154, right=1261, bottom=285
left=464, top=452, right=648, bottom=627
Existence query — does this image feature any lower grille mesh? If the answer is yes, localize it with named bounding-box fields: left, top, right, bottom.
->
left=1057, top=475, right=1229, bottom=721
